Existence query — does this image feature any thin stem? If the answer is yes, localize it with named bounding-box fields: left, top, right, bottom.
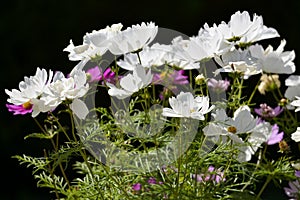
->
left=68, top=110, right=96, bottom=182
left=255, top=175, right=272, bottom=200
left=44, top=149, right=60, bottom=199
left=247, top=80, right=260, bottom=105
left=237, top=78, right=244, bottom=100
left=50, top=113, right=72, bottom=142
left=34, top=117, right=71, bottom=188
left=33, top=118, right=47, bottom=134
left=136, top=52, right=142, bottom=65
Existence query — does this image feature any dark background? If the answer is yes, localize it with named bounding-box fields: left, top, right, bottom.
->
left=1, top=0, right=300, bottom=199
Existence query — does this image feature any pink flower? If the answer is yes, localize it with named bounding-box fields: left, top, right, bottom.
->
left=84, top=67, right=120, bottom=84
left=254, top=103, right=283, bottom=119
left=6, top=103, right=32, bottom=115
left=132, top=183, right=142, bottom=191
left=102, top=68, right=120, bottom=84
left=86, top=66, right=101, bottom=82
left=191, top=166, right=225, bottom=184
left=207, top=78, right=230, bottom=93
left=296, top=170, right=300, bottom=178
left=152, top=70, right=189, bottom=85
left=267, top=124, right=284, bottom=145
left=284, top=180, right=300, bottom=200
left=147, top=177, right=157, bottom=185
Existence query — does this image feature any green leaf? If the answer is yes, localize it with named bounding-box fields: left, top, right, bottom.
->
left=24, top=132, right=55, bottom=140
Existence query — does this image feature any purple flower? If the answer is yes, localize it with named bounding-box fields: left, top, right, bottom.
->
left=102, top=68, right=120, bottom=84
left=132, top=183, right=142, bottom=191
left=147, top=177, right=157, bottom=185
left=295, top=170, right=300, bottom=178
left=191, top=166, right=225, bottom=184
left=84, top=66, right=120, bottom=84
left=86, top=66, right=101, bottom=82
left=191, top=174, right=204, bottom=182
left=267, top=124, right=284, bottom=145
left=6, top=103, right=32, bottom=115
left=207, top=78, right=230, bottom=93
left=152, top=70, right=189, bottom=85
left=215, top=171, right=225, bottom=184
left=284, top=180, right=300, bottom=200
left=254, top=103, right=283, bottom=119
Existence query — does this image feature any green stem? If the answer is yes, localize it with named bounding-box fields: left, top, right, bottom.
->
left=43, top=149, right=61, bottom=199
left=68, top=110, right=96, bottom=182
left=50, top=113, right=72, bottom=142
left=247, top=80, right=260, bottom=105
left=255, top=175, right=272, bottom=200
left=34, top=117, right=71, bottom=188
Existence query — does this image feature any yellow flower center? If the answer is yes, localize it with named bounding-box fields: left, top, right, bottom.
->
left=22, top=101, right=32, bottom=110
left=227, top=126, right=237, bottom=134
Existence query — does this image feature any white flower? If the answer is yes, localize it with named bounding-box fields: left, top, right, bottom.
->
left=284, top=75, right=300, bottom=102
left=35, top=69, right=90, bottom=119
left=108, top=22, right=158, bottom=55
left=170, top=27, right=229, bottom=64
left=63, top=40, right=106, bottom=62
left=107, top=65, right=153, bottom=99
left=214, top=49, right=261, bottom=79
left=5, top=67, right=53, bottom=110
left=217, top=11, right=279, bottom=44
left=63, top=23, right=123, bottom=66
left=85, top=23, right=123, bottom=47
left=162, top=92, right=214, bottom=120
left=152, top=40, right=201, bottom=70
left=249, top=40, right=295, bottom=74
left=290, top=96, right=300, bottom=112
left=203, top=106, right=257, bottom=144
left=203, top=106, right=274, bottom=162
left=292, top=127, right=300, bottom=142
left=238, top=121, right=272, bottom=162
left=117, top=45, right=166, bottom=70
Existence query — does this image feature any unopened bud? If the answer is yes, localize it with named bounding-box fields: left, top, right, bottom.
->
left=195, top=74, right=206, bottom=85
left=279, top=140, right=289, bottom=153
left=258, top=74, right=281, bottom=95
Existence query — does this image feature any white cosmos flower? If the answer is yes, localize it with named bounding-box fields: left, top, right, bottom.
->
left=107, top=65, right=153, bottom=99
left=108, top=22, right=158, bottom=55
left=237, top=121, right=273, bottom=162
left=34, top=69, right=90, bottom=119
left=290, top=96, right=300, bottom=112
left=85, top=23, right=123, bottom=47
left=117, top=45, right=166, bottom=70
left=249, top=40, right=295, bottom=74
left=284, top=75, right=300, bottom=105
left=291, top=127, right=300, bottom=142
left=63, top=23, right=123, bottom=69
left=5, top=67, right=53, bottom=108
left=217, top=11, right=279, bottom=44
left=214, top=49, right=261, bottom=79
left=154, top=37, right=201, bottom=70
left=203, top=106, right=257, bottom=144
left=172, top=23, right=233, bottom=64
left=203, top=106, right=271, bottom=163
left=162, top=92, right=214, bottom=120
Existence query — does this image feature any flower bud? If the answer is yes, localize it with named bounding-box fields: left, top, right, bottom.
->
left=258, top=74, right=281, bottom=95
left=195, top=74, right=206, bottom=85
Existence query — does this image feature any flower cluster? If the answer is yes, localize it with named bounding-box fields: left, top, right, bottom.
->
left=6, top=10, right=300, bottom=200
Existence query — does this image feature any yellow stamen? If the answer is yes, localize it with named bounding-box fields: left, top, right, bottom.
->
left=22, top=101, right=32, bottom=110
left=227, top=126, right=237, bottom=134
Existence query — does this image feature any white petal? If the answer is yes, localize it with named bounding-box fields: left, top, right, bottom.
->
left=162, top=108, right=183, bottom=118
left=70, top=98, right=89, bottom=120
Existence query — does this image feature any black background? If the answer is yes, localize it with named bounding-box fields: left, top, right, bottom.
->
left=1, top=0, right=300, bottom=199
